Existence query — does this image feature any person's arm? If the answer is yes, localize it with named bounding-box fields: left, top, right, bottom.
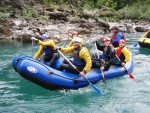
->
left=79, top=48, right=92, bottom=72
left=141, top=31, right=148, bottom=38
left=34, top=45, right=43, bottom=59
left=38, top=40, right=55, bottom=48
left=95, top=41, right=105, bottom=51
left=121, top=47, right=130, bottom=63
left=59, top=46, right=75, bottom=53
left=105, top=47, right=115, bottom=68
left=68, top=41, right=73, bottom=47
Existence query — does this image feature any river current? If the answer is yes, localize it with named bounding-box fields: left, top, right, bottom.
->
left=0, top=33, right=150, bottom=113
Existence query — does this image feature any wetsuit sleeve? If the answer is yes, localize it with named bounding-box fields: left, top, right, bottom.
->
left=68, top=41, right=73, bottom=47
left=79, top=48, right=92, bottom=72
left=121, top=47, right=130, bottom=62
left=34, top=45, right=43, bottom=59
left=38, top=40, right=55, bottom=48
left=105, top=47, right=115, bottom=68
left=95, top=41, right=105, bottom=51
left=81, top=38, right=84, bottom=45
left=60, top=46, right=75, bottom=53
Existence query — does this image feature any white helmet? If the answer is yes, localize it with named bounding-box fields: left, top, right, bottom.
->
left=72, top=37, right=81, bottom=43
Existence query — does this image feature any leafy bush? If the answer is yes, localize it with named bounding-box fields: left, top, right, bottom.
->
left=0, top=12, right=10, bottom=18
left=20, top=6, right=38, bottom=20
left=67, top=15, right=81, bottom=23
left=122, top=1, right=150, bottom=20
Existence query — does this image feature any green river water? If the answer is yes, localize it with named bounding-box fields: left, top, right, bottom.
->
left=0, top=33, right=150, bottom=113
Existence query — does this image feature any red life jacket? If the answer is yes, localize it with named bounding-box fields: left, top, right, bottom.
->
left=116, top=47, right=122, bottom=57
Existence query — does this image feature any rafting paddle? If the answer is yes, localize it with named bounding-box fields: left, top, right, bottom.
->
left=115, top=55, right=135, bottom=79
left=95, top=42, right=106, bottom=84
left=31, top=40, right=34, bottom=56
left=63, top=35, right=70, bottom=47
left=133, top=42, right=139, bottom=47
left=58, top=50, right=102, bottom=94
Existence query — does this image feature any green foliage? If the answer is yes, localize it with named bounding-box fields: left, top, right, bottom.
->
left=0, top=12, right=10, bottom=18
left=0, top=0, right=149, bottom=21
left=82, top=9, right=99, bottom=19
left=42, top=0, right=67, bottom=8
left=0, top=3, right=10, bottom=18
left=122, top=1, right=150, bottom=20
left=96, top=0, right=117, bottom=9
left=39, top=15, right=49, bottom=21
left=20, top=6, right=38, bottom=20
left=67, top=15, right=81, bottom=23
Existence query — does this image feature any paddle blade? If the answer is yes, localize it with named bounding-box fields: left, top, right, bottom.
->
left=89, top=82, right=103, bottom=94
left=128, top=72, right=135, bottom=79
left=133, top=43, right=139, bottom=47
left=101, top=70, right=106, bottom=85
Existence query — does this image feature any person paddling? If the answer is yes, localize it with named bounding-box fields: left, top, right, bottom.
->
left=111, top=26, right=126, bottom=47
left=68, top=31, right=84, bottom=47
left=31, top=34, right=59, bottom=67
left=115, top=39, right=130, bottom=66
left=95, top=37, right=116, bottom=71
left=56, top=37, right=92, bottom=76
left=141, top=26, right=150, bottom=39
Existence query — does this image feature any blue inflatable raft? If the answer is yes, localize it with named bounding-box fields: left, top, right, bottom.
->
left=12, top=54, right=133, bottom=90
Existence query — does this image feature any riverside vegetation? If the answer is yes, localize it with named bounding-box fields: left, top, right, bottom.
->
left=0, top=0, right=149, bottom=42
left=0, top=0, right=149, bottom=21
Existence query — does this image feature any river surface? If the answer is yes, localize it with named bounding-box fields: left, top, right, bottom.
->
left=0, top=33, right=150, bottom=113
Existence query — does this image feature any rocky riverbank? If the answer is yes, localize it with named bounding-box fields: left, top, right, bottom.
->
left=0, top=17, right=149, bottom=43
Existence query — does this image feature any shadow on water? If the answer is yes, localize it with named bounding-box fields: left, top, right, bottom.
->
left=137, top=47, right=150, bottom=55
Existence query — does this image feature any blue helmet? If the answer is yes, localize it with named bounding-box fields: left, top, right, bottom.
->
left=41, top=34, right=49, bottom=39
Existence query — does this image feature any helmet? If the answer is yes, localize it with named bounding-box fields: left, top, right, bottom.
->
left=72, top=37, right=81, bottom=43
left=71, top=31, right=78, bottom=36
left=102, top=37, right=111, bottom=42
left=111, top=26, right=119, bottom=31
left=119, top=39, right=126, bottom=43
left=41, top=34, right=49, bottom=39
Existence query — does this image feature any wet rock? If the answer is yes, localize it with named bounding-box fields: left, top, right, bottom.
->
left=22, top=33, right=33, bottom=42
left=96, top=19, right=110, bottom=29
left=0, top=19, right=15, bottom=39
left=78, top=28, right=91, bottom=34
left=79, top=22, right=94, bottom=29
left=135, top=26, right=146, bottom=32
left=48, top=12, right=68, bottom=21
left=124, top=24, right=137, bottom=33
left=0, top=27, right=13, bottom=37
left=11, top=0, right=25, bottom=9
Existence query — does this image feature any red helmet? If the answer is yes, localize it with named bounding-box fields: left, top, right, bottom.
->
left=119, top=39, right=126, bottom=43
left=71, top=31, right=78, bottom=36
left=102, top=37, right=111, bottom=42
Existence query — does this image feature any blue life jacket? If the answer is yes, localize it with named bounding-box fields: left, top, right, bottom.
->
left=99, top=54, right=108, bottom=61
left=73, top=47, right=85, bottom=66
left=43, top=46, right=53, bottom=55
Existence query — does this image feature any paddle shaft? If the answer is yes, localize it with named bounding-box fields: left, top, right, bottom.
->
left=31, top=40, right=34, bottom=56
left=115, top=55, right=135, bottom=79
left=95, top=42, right=106, bottom=83
left=95, top=43, right=100, bottom=59
left=57, top=50, right=102, bottom=94
left=58, top=50, right=79, bottom=72
left=63, top=36, right=70, bottom=47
